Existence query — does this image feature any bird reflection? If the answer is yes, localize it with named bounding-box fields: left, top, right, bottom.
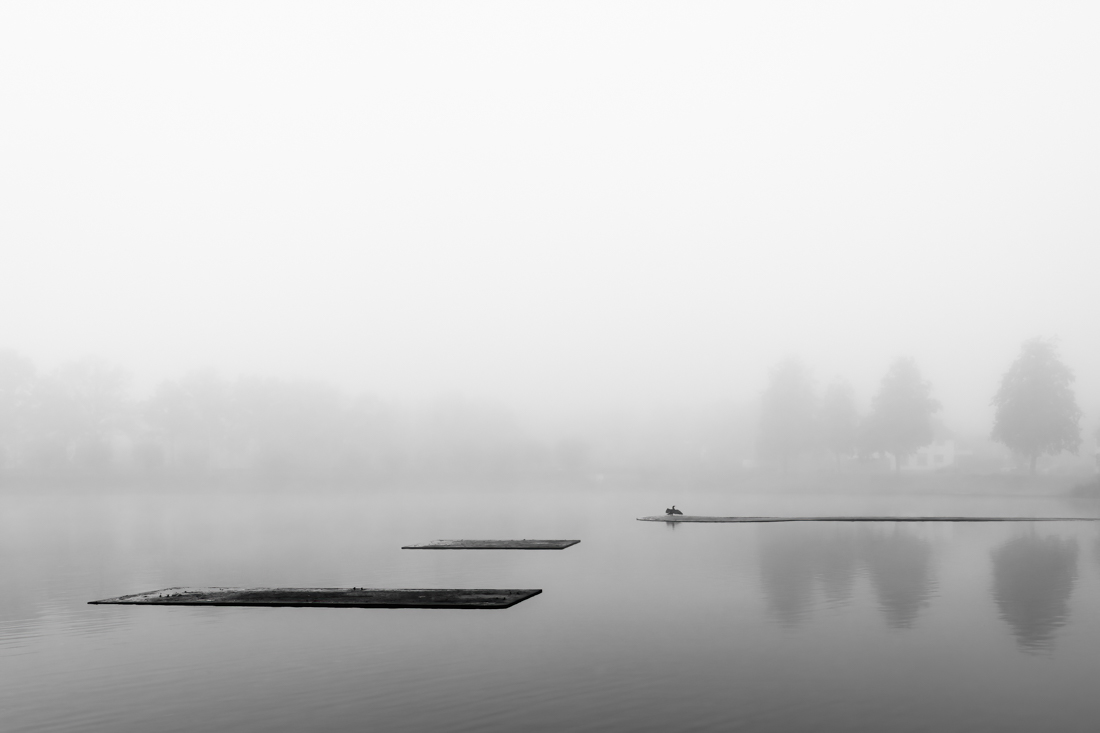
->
left=758, top=524, right=934, bottom=629
left=991, top=533, right=1078, bottom=653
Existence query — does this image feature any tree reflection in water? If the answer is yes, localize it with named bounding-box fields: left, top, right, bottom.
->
left=758, top=526, right=833, bottom=625
left=757, top=525, right=859, bottom=626
left=758, top=524, right=934, bottom=629
left=991, top=533, right=1078, bottom=653
left=862, top=527, right=935, bottom=629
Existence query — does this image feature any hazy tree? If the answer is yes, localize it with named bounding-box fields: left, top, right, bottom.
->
left=414, top=397, right=531, bottom=478
left=144, top=370, right=232, bottom=473
left=757, top=358, right=817, bottom=471
left=864, top=358, right=939, bottom=472
left=554, top=437, right=592, bottom=477
left=231, top=376, right=345, bottom=479
left=819, top=378, right=859, bottom=464
left=991, top=338, right=1081, bottom=475
left=146, top=373, right=378, bottom=480
left=338, top=394, right=401, bottom=478
left=0, top=349, right=38, bottom=470
left=29, top=359, right=131, bottom=471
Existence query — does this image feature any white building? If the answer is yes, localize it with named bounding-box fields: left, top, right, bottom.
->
left=900, top=439, right=965, bottom=471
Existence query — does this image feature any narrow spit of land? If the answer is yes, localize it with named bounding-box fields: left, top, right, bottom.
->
left=401, top=540, right=580, bottom=550
left=89, top=587, right=542, bottom=609
left=638, top=516, right=1100, bottom=523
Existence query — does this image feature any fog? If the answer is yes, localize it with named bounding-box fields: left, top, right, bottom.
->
left=2, top=2, right=1099, bottom=481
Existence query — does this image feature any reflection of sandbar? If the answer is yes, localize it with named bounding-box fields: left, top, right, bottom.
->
left=638, top=516, right=1100, bottom=523
left=402, top=539, right=580, bottom=549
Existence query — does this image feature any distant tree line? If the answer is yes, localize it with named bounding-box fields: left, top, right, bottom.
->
left=757, top=356, right=940, bottom=472
left=0, top=351, right=593, bottom=484
left=0, top=337, right=1088, bottom=485
left=757, top=338, right=1084, bottom=475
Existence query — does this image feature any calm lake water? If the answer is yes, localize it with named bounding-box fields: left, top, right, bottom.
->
left=3, top=487, right=1100, bottom=732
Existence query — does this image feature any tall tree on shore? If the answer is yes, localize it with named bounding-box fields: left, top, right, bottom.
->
left=757, top=358, right=817, bottom=471
left=819, top=378, right=859, bottom=465
left=864, top=358, right=939, bottom=472
left=145, top=369, right=232, bottom=472
left=0, top=349, right=38, bottom=470
left=30, top=359, right=131, bottom=470
left=991, top=338, right=1081, bottom=475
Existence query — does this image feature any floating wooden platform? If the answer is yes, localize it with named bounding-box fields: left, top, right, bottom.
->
left=402, top=539, right=580, bottom=550
left=638, top=515, right=1100, bottom=523
left=89, top=587, right=542, bottom=609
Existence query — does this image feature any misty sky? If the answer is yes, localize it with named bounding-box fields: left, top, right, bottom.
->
left=2, top=2, right=1098, bottom=433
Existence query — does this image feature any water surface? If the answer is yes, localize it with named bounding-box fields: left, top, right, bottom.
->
left=3, top=488, right=1100, bottom=732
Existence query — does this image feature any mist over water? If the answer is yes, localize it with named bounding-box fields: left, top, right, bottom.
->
left=2, top=2, right=1099, bottom=436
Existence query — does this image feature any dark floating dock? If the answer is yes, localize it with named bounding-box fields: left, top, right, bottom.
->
left=89, top=587, right=542, bottom=609
left=639, top=516, right=1100, bottom=523
left=402, top=539, right=580, bottom=550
